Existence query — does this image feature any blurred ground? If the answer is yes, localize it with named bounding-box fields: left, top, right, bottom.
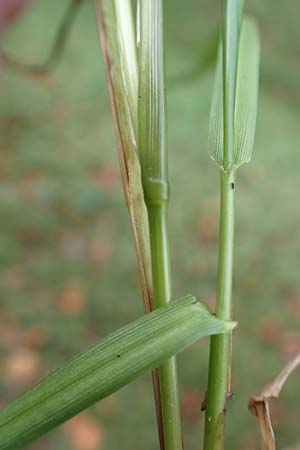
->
left=0, top=1, right=300, bottom=449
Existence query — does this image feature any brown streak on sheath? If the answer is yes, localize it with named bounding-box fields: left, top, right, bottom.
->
left=95, top=2, right=153, bottom=314
left=94, top=4, right=164, bottom=449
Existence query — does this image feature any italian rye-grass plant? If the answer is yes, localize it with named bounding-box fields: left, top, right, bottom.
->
left=0, top=1, right=260, bottom=449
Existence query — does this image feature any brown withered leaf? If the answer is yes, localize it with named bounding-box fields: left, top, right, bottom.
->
left=248, top=352, right=300, bottom=450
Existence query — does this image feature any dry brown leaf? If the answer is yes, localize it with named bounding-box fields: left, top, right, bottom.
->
left=64, top=412, right=103, bottom=450
left=248, top=352, right=300, bottom=450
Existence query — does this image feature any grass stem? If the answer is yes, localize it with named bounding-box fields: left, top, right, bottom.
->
left=147, top=201, right=182, bottom=450
left=203, top=170, right=235, bottom=450
left=138, top=1, right=183, bottom=448
left=204, top=2, right=241, bottom=448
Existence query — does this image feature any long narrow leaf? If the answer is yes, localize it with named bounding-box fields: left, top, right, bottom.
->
left=0, top=296, right=234, bottom=450
left=221, top=0, right=244, bottom=169
left=209, top=16, right=260, bottom=170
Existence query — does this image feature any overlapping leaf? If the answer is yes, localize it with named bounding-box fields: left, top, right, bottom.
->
left=96, top=0, right=153, bottom=312
left=0, top=296, right=234, bottom=450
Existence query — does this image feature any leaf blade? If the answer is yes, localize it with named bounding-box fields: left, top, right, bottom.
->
left=234, top=17, right=260, bottom=167
left=209, top=16, right=260, bottom=170
left=0, top=296, right=234, bottom=450
left=221, top=0, right=244, bottom=169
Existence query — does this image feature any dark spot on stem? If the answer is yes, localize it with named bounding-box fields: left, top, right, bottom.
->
left=231, top=182, right=235, bottom=190
left=116, top=355, right=121, bottom=358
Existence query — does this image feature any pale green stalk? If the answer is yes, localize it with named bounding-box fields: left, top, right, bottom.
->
left=204, top=1, right=242, bottom=449
left=138, top=1, right=182, bottom=449
left=204, top=4, right=260, bottom=450
left=203, top=171, right=235, bottom=450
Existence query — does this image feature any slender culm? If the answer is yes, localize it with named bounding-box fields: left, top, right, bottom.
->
left=203, top=169, right=235, bottom=450
left=204, top=1, right=242, bottom=449
left=138, top=1, right=183, bottom=450
left=203, top=1, right=259, bottom=449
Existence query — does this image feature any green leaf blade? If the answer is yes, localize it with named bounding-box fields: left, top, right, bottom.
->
left=0, top=296, right=234, bottom=450
left=234, top=17, right=260, bottom=166
left=209, top=16, right=260, bottom=171
left=221, top=0, right=244, bottom=169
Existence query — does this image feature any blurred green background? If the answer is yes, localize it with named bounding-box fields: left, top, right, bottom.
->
left=1, top=1, right=300, bottom=449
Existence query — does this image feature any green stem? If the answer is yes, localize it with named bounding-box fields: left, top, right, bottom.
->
left=203, top=170, right=235, bottom=450
left=138, top=1, right=183, bottom=449
left=147, top=199, right=182, bottom=450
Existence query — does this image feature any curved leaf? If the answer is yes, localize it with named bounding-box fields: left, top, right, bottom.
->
left=0, top=295, right=235, bottom=450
